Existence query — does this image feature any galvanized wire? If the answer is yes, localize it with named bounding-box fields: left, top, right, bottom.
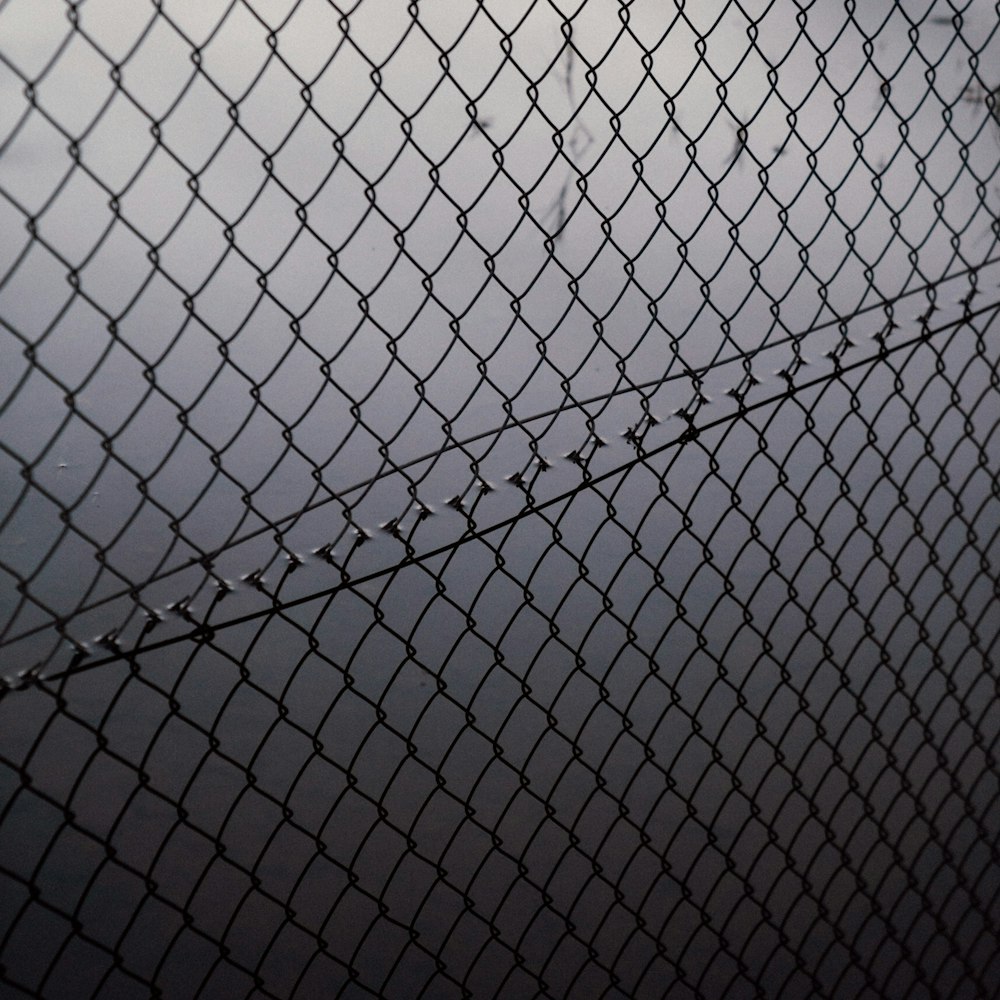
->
left=1, top=1, right=999, bottom=997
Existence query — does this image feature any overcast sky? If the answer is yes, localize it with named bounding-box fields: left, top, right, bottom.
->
left=3, top=7, right=1000, bottom=995
left=1, top=0, right=998, bottom=667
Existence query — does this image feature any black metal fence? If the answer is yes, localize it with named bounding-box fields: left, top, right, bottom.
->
left=2, top=0, right=1000, bottom=996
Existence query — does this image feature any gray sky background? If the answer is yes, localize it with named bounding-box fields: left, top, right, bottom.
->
left=1, top=0, right=998, bottom=669
left=2, top=6, right=1000, bottom=996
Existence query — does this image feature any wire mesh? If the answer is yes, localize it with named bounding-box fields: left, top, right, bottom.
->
left=1, top=0, right=1000, bottom=996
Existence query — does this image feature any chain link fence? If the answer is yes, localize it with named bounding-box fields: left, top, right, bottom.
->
left=1, top=0, right=1000, bottom=996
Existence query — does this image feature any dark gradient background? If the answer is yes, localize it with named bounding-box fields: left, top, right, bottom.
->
left=2, top=0, right=1000, bottom=997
